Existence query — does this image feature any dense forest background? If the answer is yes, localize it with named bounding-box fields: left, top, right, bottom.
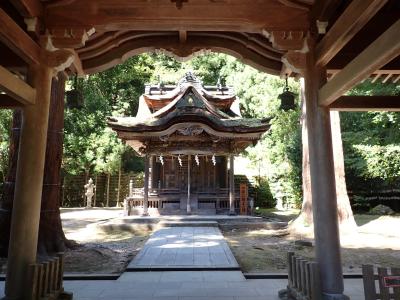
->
left=0, top=53, right=399, bottom=211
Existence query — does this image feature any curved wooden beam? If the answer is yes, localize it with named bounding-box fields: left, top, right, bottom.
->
left=81, top=33, right=283, bottom=75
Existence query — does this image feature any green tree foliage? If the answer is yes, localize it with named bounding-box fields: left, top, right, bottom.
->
left=341, top=80, right=400, bottom=193
left=63, top=55, right=155, bottom=175
left=0, top=110, right=12, bottom=184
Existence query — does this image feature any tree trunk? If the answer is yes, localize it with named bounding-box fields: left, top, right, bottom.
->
left=330, top=110, right=356, bottom=227
left=298, top=95, right=356, bottom=228
left=37, top=73, right=73, bottom=256
left=0, top=110, right=22, bottom=257
left=300, top=98, right=313, bottom=225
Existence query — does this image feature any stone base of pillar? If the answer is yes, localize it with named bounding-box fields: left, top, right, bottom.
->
left=228, top=211, right=236, bottom=216
left=141, top=212, right=149, bottom=217
left=323, top=293, right=350, bottom=300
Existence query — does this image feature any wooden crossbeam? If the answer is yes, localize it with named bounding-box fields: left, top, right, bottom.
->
left=9, top=0, right=43, bottom=17
left=0, top=8, right=41, bottom=65
left=329, top=96, right=400, bottom=111
left=0, top=94, right=24, bottom=108
left=318, top=19, right=400, bottom=106
left=0, top=65, right=36, bottom=105
left=316, top=0, right=387, bottom=66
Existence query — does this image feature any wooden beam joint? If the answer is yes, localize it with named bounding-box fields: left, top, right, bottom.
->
left=318, top=19, right=400, bottom=106
left=0, top=65, right=36, bottom=105
left=329, top=96, right=400, bottom=111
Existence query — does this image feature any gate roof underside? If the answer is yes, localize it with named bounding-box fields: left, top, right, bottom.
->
left=1, top=0, right=399, bottom=82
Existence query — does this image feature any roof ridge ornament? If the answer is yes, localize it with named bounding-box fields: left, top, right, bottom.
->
left=178, top=71, right=202, bottom=91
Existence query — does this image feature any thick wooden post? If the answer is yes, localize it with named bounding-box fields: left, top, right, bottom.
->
left=229, top=155, right=235, bottom=214
left=143, top=154, right=149, bottom=216
left=5, top=64, right=53, bottom=300
left=187, top=155, right=191, bottom=214
left=303, top=43, right=347, bottom=299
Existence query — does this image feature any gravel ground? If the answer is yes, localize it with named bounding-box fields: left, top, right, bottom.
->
left=223, top=213, right=400, bottom=273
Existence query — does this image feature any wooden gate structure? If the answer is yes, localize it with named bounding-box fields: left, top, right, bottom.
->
left=0, top=0, right=399, bottom=299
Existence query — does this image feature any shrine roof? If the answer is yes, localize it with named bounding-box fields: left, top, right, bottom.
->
left=108, top=72, right=270, bottom=136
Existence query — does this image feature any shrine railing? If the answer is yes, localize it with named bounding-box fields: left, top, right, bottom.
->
left=28, top=253, right=72, bottom=300
left=279, top=252, right=322, bottom=300
left=362, top=264, right=400, bottom=300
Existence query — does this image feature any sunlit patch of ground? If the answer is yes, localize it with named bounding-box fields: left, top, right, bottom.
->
left=223, top=212, right=400, bottom=274
left=61, top=208, right=151, bottom=274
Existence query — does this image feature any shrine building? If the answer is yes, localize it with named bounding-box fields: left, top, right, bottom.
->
left=1, top=0, right=399, bottom=299
left=108, top=72, right=270, bottom=215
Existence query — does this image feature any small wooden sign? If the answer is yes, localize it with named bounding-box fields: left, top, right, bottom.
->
left=383, top=276, right=400, bottom=287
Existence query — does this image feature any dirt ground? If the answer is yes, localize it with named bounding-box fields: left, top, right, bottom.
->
left=1, top=208, right=399, bottom=275
left=223, top=210, right=400, bottom=273
left=61, top=208, right=150, bottom=274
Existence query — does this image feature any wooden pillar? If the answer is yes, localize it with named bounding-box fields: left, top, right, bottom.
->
left=187, top=155, right=191, bottom=214
left=303, top=44, right=347, bottom=299
left=5, top=64, right=53, bottom=300
left=229, top=155, right=235, bottom=215
left=143, top=154, right=149, bottom=216
left=149, top=155, right=153, bottom=189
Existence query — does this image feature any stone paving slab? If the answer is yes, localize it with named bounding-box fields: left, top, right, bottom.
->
left=128, top=226, right=239, bottom=270
left=0, top=276, right=365, bottom=300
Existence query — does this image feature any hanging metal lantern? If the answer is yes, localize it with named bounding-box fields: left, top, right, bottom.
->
left=66, top=76, right=84, bottom=109
left=279, top=75, right=296, bottom=111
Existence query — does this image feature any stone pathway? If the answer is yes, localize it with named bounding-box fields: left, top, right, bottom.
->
left=0, top=224, right=365, bottom=299
left=128, top=226, right=239, bottom=270
left=0, top=275, right=365, bottom=300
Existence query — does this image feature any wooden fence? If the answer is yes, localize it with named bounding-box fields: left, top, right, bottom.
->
left=362, top=265, right=400, bottom=300
left=279, top=252, right=322, bottom=300
left=62, top=172, right=143, bottom=207
left=28, top=253, right=72, bottom=300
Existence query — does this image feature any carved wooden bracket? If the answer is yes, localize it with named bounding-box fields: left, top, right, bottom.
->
left=40, top=35, right=75, bottom=75
left=48, top=28, right=95, bottom=48
left=264, top=30, right=305, bottom=51
left=282, top=50, right=307, bottom=75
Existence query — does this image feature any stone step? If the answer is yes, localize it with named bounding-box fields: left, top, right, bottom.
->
left=159, top=220, right=219, bottom=227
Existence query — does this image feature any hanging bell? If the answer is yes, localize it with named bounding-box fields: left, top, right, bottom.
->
left=66, top=76, right=84, bottom=109
left=279, top=75, right=296, bottom=111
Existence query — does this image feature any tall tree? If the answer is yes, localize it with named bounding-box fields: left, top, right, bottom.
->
left=38, top=73, right=73, bottom=255
left=297, top=89, right=356, bottom=227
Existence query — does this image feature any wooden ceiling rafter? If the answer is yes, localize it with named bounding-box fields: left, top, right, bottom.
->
left=43, top=0, right=310, bottom=33
left=319, top=19, right=400, bottom=106
left=315, top=0, right=388, bottom=66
